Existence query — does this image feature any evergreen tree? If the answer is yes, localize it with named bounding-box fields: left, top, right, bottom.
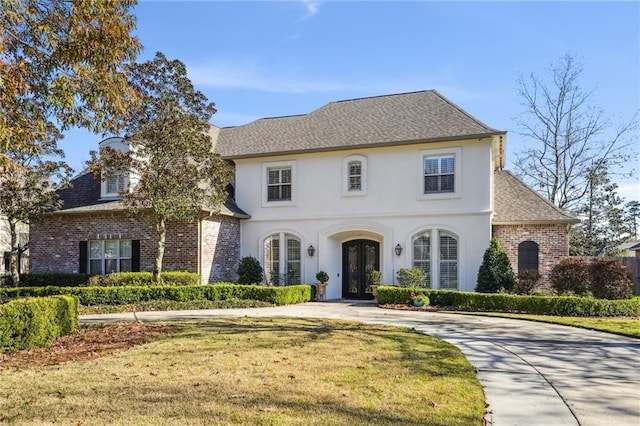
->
left=476, top=238, right=515, bottom=293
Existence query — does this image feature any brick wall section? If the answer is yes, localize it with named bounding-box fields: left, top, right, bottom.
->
left=29, top=211, right=241, bottom=281
left=492, top=224, right=570, bottom=288
left=200, top=214, right=241, bottom=283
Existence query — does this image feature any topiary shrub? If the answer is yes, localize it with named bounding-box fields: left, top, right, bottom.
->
left=513, top=269, right=541, bottom=295
left=476, top=238, right=515, bottom=293
left=316, top=271, right=329, bottom=284
left=237, top=256, right=264, bottom=284
left=588, top=259, right=633, bottom=300
left=551, top=258, right=590, bottom=296
left=396, top=267, right=427, bottom=288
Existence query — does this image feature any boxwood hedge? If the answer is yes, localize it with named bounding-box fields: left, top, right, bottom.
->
left=0, top=295, right=78, bottom=354
left=2, top=284, right=312, bottom=306
left=376, top=286, right=640, bottom=317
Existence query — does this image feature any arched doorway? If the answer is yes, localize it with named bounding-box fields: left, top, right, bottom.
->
left=342, top=239, right=379, bottom=299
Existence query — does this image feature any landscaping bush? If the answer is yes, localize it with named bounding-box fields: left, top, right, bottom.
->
left=551, top=258, right=590, bottom=296
left=588, top=259, right=633, bottom=300
left=513, top=269, right=541, bottom=295
left=2, top=283, right=312, bottom=306
left=87, top=271, right=201, bottom=287
left=237, top=256, right=264, bottom=284
left=10, top=273, right=93, bottom=288
left=0, top=295, right=78, bottom=353
left=375, top=286, right=640, bottom=317
left=396, top=267, right=427, bottom=288
left=476, top=238, right=515, bottom=293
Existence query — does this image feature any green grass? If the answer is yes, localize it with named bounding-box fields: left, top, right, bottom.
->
left=0, top=318, right=485, bottom=425
left=449, top=312, right=640, bottom=338
left=78, top=298, right=275, bottom=315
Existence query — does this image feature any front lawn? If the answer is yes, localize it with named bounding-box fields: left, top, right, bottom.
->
left=0, top=318, right=485, bottom=425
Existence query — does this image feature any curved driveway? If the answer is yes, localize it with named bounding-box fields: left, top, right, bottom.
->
left=81, top=301, right=640, bottom=426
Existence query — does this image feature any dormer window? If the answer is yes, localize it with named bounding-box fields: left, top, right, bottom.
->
left=106, top=174, right=126, bottom=195
left=98, top=137, right=130, bottom=199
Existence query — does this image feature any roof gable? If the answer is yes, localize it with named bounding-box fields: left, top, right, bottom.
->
left=216, top=90, right=505, bottom=159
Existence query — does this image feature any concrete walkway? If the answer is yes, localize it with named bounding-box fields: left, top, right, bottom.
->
left=81, top=301, right=640, bottom=426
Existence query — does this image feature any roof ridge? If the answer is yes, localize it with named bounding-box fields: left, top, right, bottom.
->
left=498, top=170, right=577, bottom=220
left=330, top=89, right=434, bottom=105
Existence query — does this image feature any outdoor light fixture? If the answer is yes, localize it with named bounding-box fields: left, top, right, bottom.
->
left=395, top=244, right=402, bottom=256
left=307, top=245, right=316, bottom=257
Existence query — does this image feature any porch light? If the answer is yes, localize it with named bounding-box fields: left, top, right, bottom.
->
left=307, top=245, right=316, bottom=257
left=395, top=244, right=403, bottom=256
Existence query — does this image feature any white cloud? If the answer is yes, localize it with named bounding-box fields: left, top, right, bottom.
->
left=297, top=0, right=322, bottom=22
left=618, top=180, right=640, bottom=202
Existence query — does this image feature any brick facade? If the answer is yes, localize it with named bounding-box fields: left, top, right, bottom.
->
left=29, top=211, right=240, bottom=283
left=493, top=224, right=570, bottom=288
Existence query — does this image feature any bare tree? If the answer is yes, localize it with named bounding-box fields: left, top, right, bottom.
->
left=514, top=54, right=638, bottom=210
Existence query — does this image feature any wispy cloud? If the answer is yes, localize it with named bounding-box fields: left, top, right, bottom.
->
left=297, top=0, right=322, bottom=22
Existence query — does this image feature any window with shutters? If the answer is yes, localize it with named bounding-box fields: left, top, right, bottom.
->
left=518, top=241, right=539, bottom=272
left=410, top=229, right=458, bottom=290
left=88, top=240, right=133, bottom=274
left=262, top=161, right=297, bottom=206
left=439, top=231, right=458, bottom=289
left=412, top=232, right=431, bottom=287
left=418, top=147, right=461, bottom=200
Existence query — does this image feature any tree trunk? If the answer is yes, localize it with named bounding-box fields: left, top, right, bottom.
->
left=154, top=216, right=166, bottom=283
left=8, top=220, right=19, bottom=286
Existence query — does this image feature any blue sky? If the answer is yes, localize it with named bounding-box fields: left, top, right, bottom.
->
left=59, top=0, right=640, bottom=201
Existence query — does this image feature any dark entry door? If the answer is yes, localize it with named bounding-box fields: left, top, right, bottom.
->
left=342, top=239, right=379, bottom=299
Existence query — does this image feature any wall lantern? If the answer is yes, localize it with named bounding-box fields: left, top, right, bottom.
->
left=307, top=245, right=316, bottom=257
left=395, top=244, right=403, bottom=256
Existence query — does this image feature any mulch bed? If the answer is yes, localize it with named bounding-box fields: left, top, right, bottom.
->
left=0, top=323, right=177, bottom=368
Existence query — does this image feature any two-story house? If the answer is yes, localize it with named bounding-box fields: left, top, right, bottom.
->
left=29, top=90, right=577, bottom=296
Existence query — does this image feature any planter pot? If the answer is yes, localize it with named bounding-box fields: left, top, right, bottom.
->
left=316, top=283, right=327, bottom=301
left=371, top=284, right=380, bottom=298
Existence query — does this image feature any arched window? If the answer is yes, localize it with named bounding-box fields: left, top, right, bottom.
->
left=518, top=241, right=539, bottom=272
left=342, top=155, right=367, bottom=196
left=439, top=231, right=458, bottom=289
left=264, top=233, right=301, bottom=285
left=348, top=161, right=362, bottom=191
left=412, top=231, right=431, bottom=287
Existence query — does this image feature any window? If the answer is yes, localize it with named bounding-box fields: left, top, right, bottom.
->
left=89, top=240, right=132, bottom=275
left=267, top=167, right=292, bottom=201
left=412, top=232, right=431, bottom=287
left=343, top=155, right=367, bottom=196
left=424, top=155, right=454, bottom=194
left=518, top=241, right=539, bottom=272
left=439, top=231, right=458, bottom=289
left=106, top=175, right=125, bottom=195
left=264, top=233, right=301, bottom=285
left=348, top=161, right=362, bottom=191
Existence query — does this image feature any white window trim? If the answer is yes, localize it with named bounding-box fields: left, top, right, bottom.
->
left=261, top=160, right=297, bottom=207
left=417, top=147, right=462, bottom=201
left=409, top=227, right=460, bottom=290
left=262, top=232, right=303, bottom=285
left=100, top=172, right=129, bottom=200
left=89, top=239, right=132, bottom=275
left=342, top=155, right=368, bottom=197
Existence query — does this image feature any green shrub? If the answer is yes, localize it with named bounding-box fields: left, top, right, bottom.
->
left=0, top=295, right=78, bottom=353
left=551, top=258, right=590, bottom=296
left=396, top=268, right=427, bottom=288
left=2, top=283, right=312, bottom=306
left=237, top=256, right=264, bottom=284
left=375, top=286, right=640, bottom=317
left=514, top=269, right=541, bottom=295
left=476, top=238, right=515, bottom=293
left=316, top=271, right=330, bottom=284
left=14, top=273, right=94, bottom=287
left=88, top=271, right=201, bottom=287
left=588, top=259, right=633, bottom=300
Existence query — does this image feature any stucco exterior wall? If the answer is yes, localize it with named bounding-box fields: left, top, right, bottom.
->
left=492, top=224, right=570, bottom=288
left=235, top=139, right=495, bottom=298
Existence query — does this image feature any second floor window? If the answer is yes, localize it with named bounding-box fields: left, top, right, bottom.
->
left=267, top=167, right=292, bottom=201
left=424, top=155, right=455, bottom=194
left=348, top=161, right=362, bottom=191
left=106, top=174, right=126, bottom=195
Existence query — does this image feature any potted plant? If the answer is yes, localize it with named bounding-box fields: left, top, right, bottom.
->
left=315, top=271, right=329, bottom=300
left=368, top=270, right=382, bottom=298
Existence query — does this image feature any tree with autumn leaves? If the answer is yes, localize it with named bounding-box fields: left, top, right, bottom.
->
left=1, top=0, right=141, bottom=284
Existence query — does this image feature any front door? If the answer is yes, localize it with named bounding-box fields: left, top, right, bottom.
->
left=342, top=239, right=380, bottom=299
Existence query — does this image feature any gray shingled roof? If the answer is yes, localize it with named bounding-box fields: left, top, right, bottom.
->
left=53, top=171, right=249, bottom=218
left=494, top=170, right=579, bottom=224
left=216, top=90, right=505, bottom=159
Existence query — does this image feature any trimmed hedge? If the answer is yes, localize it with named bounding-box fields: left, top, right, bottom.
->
left=6, top=273, right=94, bottom=288
left=0, top=295, right=78, bottom=354
left=2, top=284, right=312, bottom=306
left=88, top=272, right=202, bottom=287
left=376, top=286, right=640, bottom=317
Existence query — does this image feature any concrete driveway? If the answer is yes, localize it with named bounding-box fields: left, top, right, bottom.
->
left=81, top=301, right=640, bottom=426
